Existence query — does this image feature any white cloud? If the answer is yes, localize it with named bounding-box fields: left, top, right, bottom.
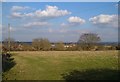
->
left=10, top=5, right=71, bottom=19
left=11, top=12, right=23, bottom=18
left=68, top=16, right=85, bottom=24
left=89, top=14, right=118, bottom=28
left=24, top=22, right=50, bottom=27
left=61, top=23, right=67, bottom=27
left=47, top=28, right=68, bottom=33
left=48, top=28, right=53, bottom=33
left=24, top=12, right=34, bottom=17
left=61, top=16, right=85, bottom=27
left=59, top=29, right=68, bottom=33
left=34, top=5, right=71, bottom=18
left=11, top=6, right=30, bottom=11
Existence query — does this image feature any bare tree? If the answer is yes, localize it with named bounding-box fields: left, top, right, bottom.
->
left=32, top=38, right=51, bottom=51
left=55, top=41, right=65, bottom=51
left=2, top=38, right=17, bottom=51
left=78, top=33, right=101, bottom=44
left=78, top=33, right=101, bottom=50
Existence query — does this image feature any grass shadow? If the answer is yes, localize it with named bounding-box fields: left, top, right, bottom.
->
left=2, top=53, right=16, bottom=72
left=61, top=69, right=119, bottom=80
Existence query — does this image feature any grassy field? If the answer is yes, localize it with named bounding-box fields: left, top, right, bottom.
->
left=3, top=51, right=119, bottom=80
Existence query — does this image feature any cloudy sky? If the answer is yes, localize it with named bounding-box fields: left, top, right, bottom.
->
left=2, top=2, right=118, bottom=42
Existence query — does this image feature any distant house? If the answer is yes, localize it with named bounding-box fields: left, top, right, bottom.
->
left=51, top=44, right=55, bottom=47
left=64, top=43, right=76, bottom=48
left=50, top=42, right=77, bottom=48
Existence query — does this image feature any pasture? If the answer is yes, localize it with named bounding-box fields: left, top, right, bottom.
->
left=3, top=51, right=119, bottom=80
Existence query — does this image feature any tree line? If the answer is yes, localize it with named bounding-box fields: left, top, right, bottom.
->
left=2, top=33, right=120, bottom=52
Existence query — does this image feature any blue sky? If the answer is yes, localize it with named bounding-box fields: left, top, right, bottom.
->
left=2, top=2, right=118, bottom=42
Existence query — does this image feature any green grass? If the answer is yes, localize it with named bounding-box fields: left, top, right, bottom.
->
left=3, top=51, right=119, bottom=80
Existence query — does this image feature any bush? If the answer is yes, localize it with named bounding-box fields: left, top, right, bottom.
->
left=55, top=42, right=65, bottom=51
